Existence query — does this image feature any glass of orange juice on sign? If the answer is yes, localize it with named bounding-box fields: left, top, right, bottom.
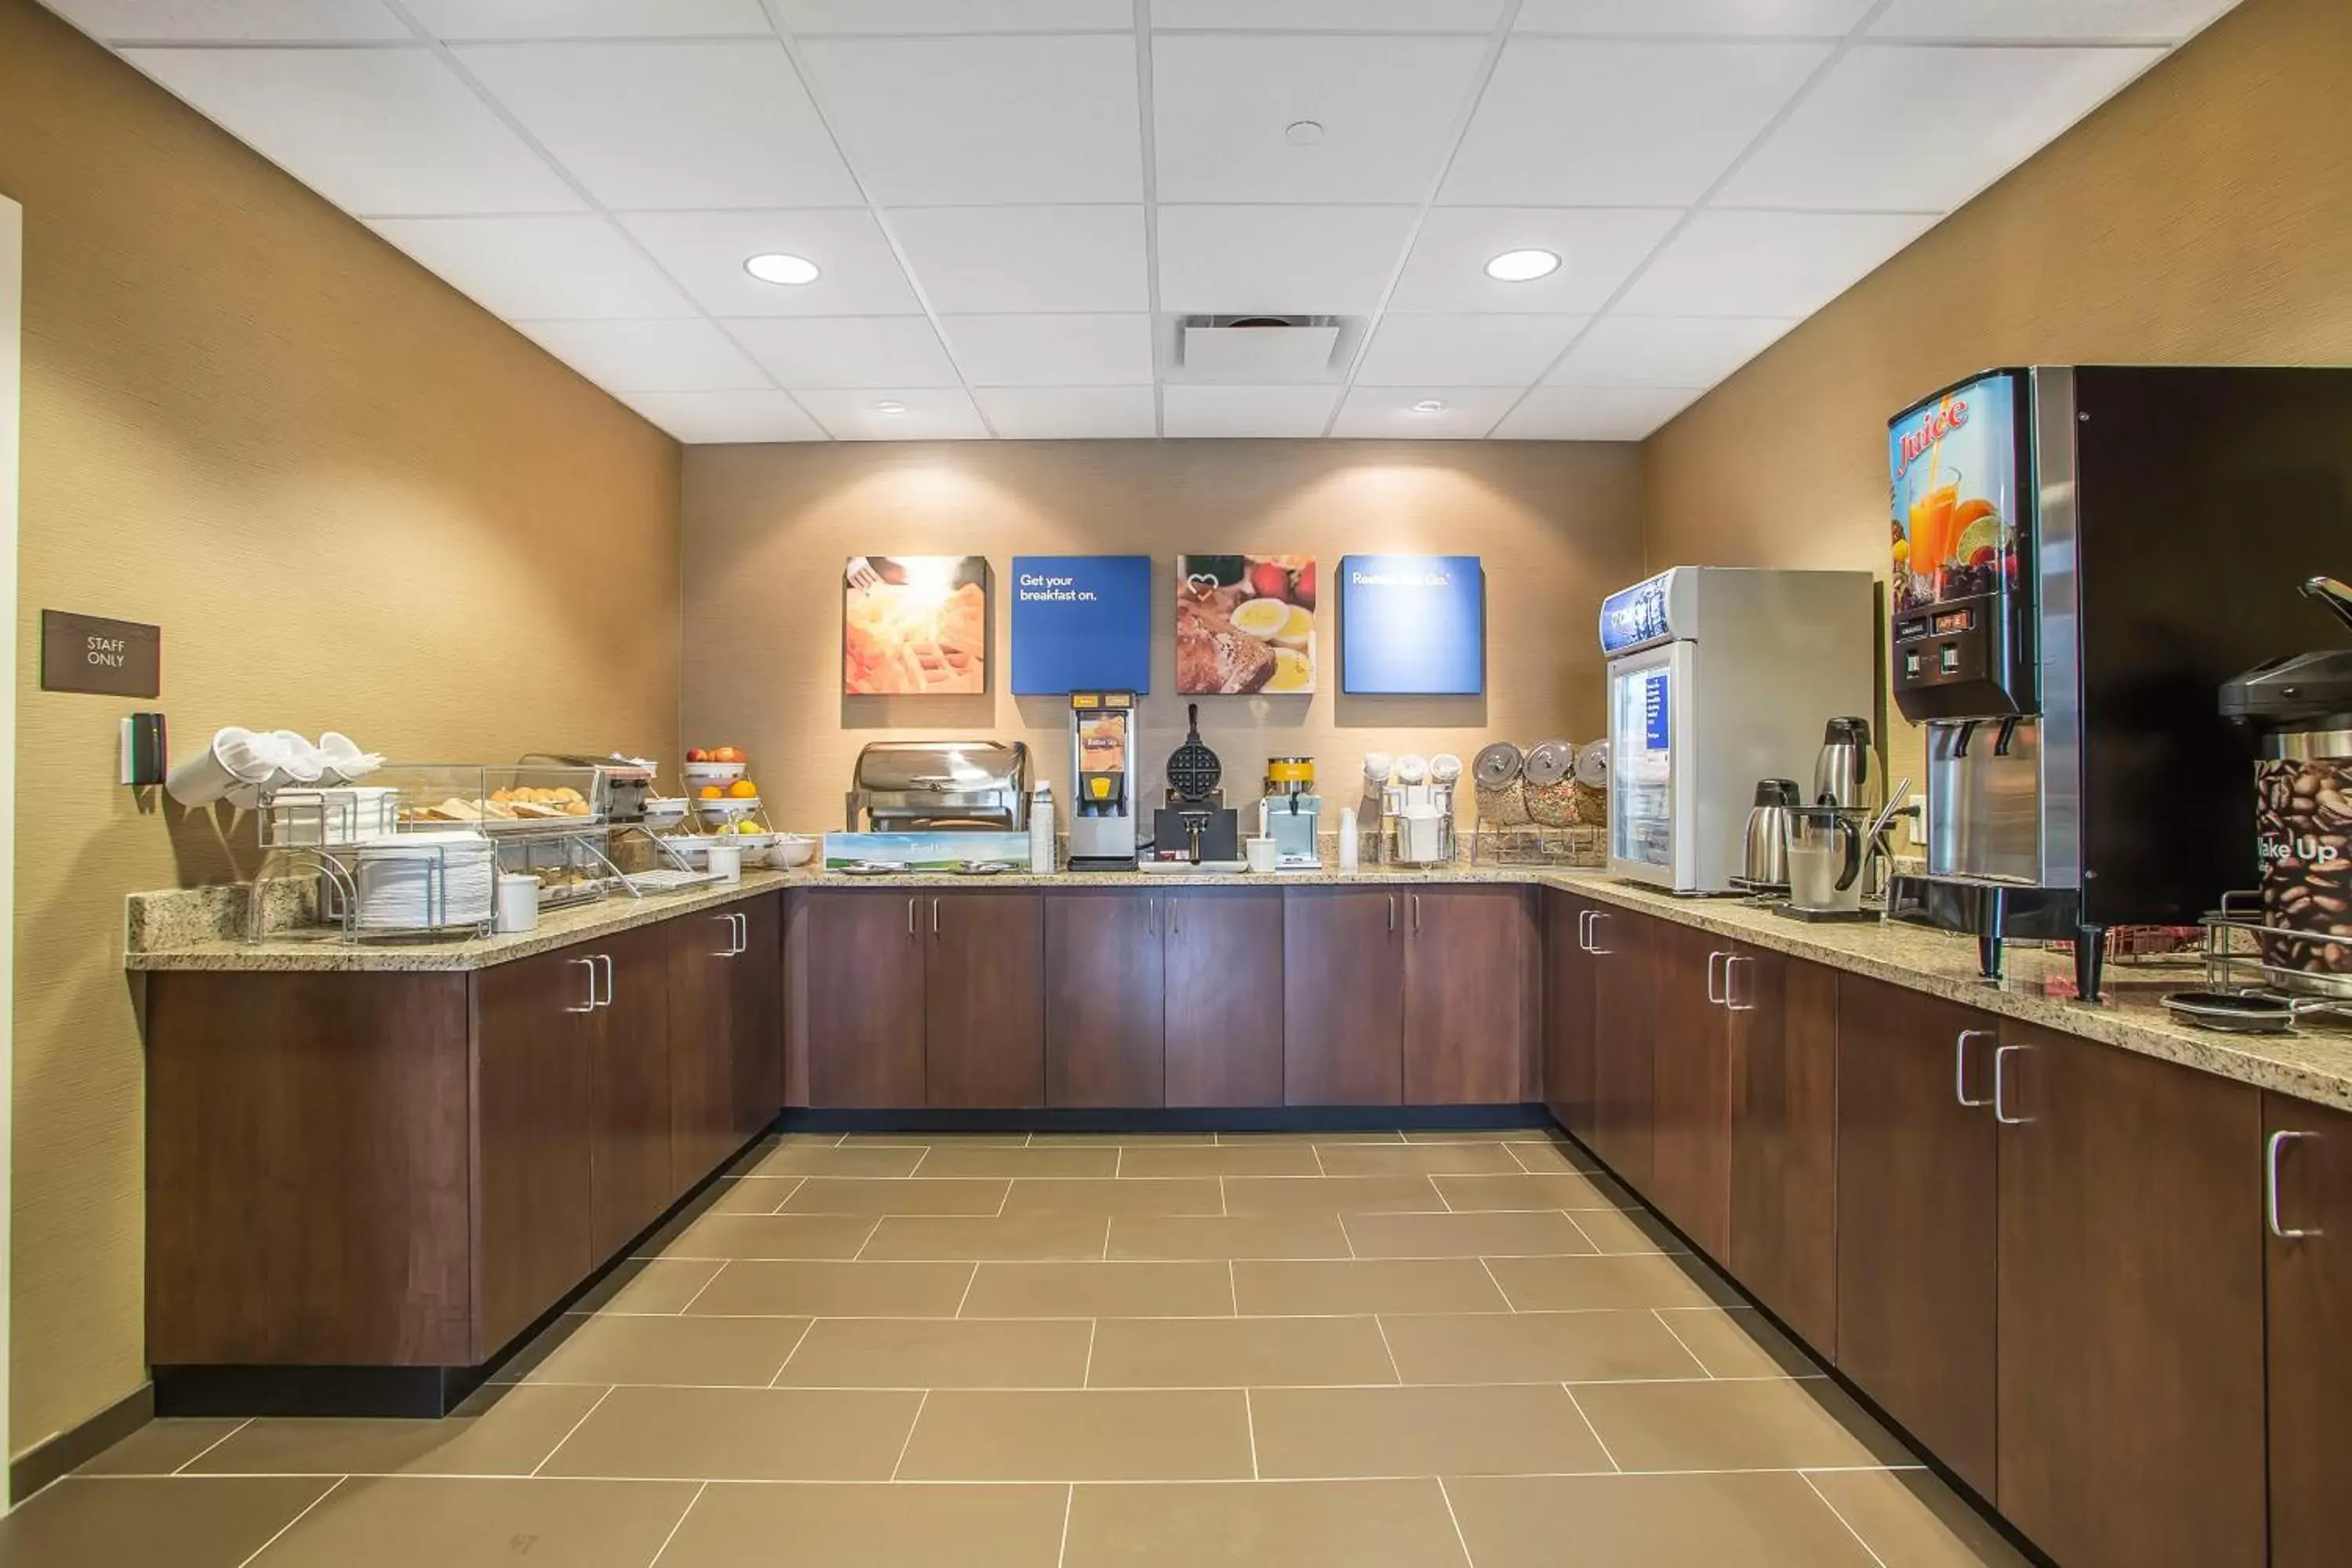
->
left=1906, top=464, right=1963, bottom=591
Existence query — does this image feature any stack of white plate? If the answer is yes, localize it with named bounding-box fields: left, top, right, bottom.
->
left=352, top=831, right=495, bottom=931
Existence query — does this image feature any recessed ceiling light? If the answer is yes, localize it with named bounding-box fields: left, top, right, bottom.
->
left=873, top=399, right=908, bottom=414
left=1284, top=119, right=1325, bottom=147
left=742, top=252, right=819, bottom=285
left=1485, top=248, right=1562, bottom=282
left=1410, top=399, right=1448, bottom=414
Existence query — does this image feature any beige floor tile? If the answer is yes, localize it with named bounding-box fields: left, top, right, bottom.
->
left=1221, top=1175, right=1446, bottom=1215
left=656, top=1481, right=1070, bottom=1568
left=749, top=1144, right=927, bottom=1178
left=697, top=1177, right=804, bottom=1215
left=580, top=1257, right=728, bottom=1314
left=1108, top=1214, right=1351, bottom=1261
left=537, top=1385, right=922, bottom=1481
left=684, top=1260, right=975, bottom=1318
left=1446, top=1472, right=1879, bottom=1568
left=1573, top=1378, right=1908, bottom=1471
left=1064, top=1479, right=1470, bottom=1568
left=776, top=1318, right=1094, bottom=1388
left=912, top=1145, right=1121, bottom=1178
left=1380, top=1311, right=1706, bottom=1384
left=1251, top=1384, right=1616, bottom=1479
left=1312, top=1142, right=1525, bottom=1177
left=0, top=1476, right=332, bottom=1567
left=74, top=1418, right=248, bottom=1476
left=1116, top=1143, right=1324, bottom=1178
left=1342, top=1210, right=1595, bottom=1259
left=1658, top=1306, right=1823, bottom=1378
left=1484, top=1254, right=1732, bottom=1312
left=1503, top=1140, right=1600, bottom=1174
left=1431, top=1173, right=1629, bottom=1210
left=187, top=1385, right=608, bottom=1476
left=837, top=1132, right=1033, bottom=1146
left=1031, top=1132, right=1216, bottom=1147
left=659, top=1213, right=879, bottom=1261
left=1216, top=1130, right=1405, bottom=1144
left=1231, top=1259, right=1509, bottom=1316
left=518, top=1312, right=811, bottom=1386
left=961, top=1261, right=1236, bottom=1319
left=1000, top=1178, right=1223, bottom=1217
left=249, top=1475, right=699, bottom=1567
left=782, top=1178, right=1010, bottom=1216
left=1087, top=1315, right=1398, bottom=1388
left=896, top=1389, right=1254, bottom=1481
left=1566, top=1206, right=1690, bottom=1254
left=858, top=1213, right=1109, bottom=1261
left=1805, top=1468, right=2034, bottom=1568
left=1400, top=1128, right=1537, bottom=1142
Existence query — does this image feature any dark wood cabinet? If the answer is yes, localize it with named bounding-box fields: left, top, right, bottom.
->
left=1833, top=975, right=1998, bottom=1497
left=669, top=908, right=747, bottom=1189
left=1994, top=1025, right=2266, bottom=1568
left=474, top=946, right=596, bottom=1356
left=1647, top=920, right=1733, bottom=1258
left=1284, top=889, right=1406, bottom=1105
left=1727, top=946, right=1838, bottom=1354
left=2265, top=1091, right=2352, bottom=1568
left=1164, top=888, right=1284, bottom=1108
left=1586, top=903, right=1657, bottom=1186
left=1046, top=889, right=1165, bottom=1107
left=586, top=922, right=675, bottom=1258
left=924, top=891, right=1045, bottom=1109
left=804, top=891, right=927, bottom=1109
left=730, top=894, right=782, bottom=1138
left=1542, top=891, right=1596, bottom=1133
left=1402, top=888, right=1535, bottom=1105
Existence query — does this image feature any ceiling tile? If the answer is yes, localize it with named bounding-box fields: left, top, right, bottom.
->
left=887, top=207, right=1149, bottom=314
left=1152, top=0, right=1509, bottom=27
left=1514, top=0, right=1875, bottom=34
left=618, top=209, right=921, bottom=317
left=43, top=1, right=408, bottom=42
left=367, top=215, right=691, bottom=318
left=1491, top=385, right=1700, bottom=440
left=1871, top=0, right=2238, bottom=42
left=796, top=387, right=989, bottom=440
left=1615, top=209, right=1935, bottom=317
left=1156, top=205, right=1418, bottom=316
left=1355, top=314, right=1588, bottom=386
left=1162, top=384, right=1340, bottom=438
left=1332, top=387, right=1520, bottom=439
left=975, top=387, right=1160, bottom=439
left=1152, top=34, right=1490, bottom=205
left=513, top=318, right=770, bottom=392
left=1389, top=207, right=1680, bottom=314
left=123, top=48, right=583, bottom=216
left=620, top=390, right=826, bottom=442
left=406, top=0, right=770, bottom=38
left=797, top=34, right=1142, bottom=205
left=1544, top=314, right=1795, bottom=387
left=727, top=316, right=959, bottom=390
left=776, top=0, right=1132, bottom=30
left=942, top=315, right=1156, bottom=387
left=456, top=41, right=862, bottom=210
left=1440, top=38, right=1830, bottom=206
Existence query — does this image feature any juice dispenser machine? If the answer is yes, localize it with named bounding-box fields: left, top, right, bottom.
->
left=1066, top=691, right=1140, bottom=870
left=1258, top=757, right=1322, bottom=871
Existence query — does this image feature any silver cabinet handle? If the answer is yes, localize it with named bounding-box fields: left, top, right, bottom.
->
left=1169, top=896, right=1180, bottom=937
left=714, top=914, right=737, bottom=957
left=1955, top=1029, right=1995, bottom=1109
left=1726, top=954, right=1755, bottom=1011
left=1388, top=894, right=1396, bottom=933
left=1706, top=950, right=1730, bottom=1006
left=1991, top=1043, right=2028, bottom=1124
left=736, top=912, right=750, bottom=953
left=592, top=953, right=614, bottom=1009
left=566, top=956, right=597, bottom=1014
left=1145, top=896, right=1154, bottom=935
left=1412, top=894, right=1422, bottom=933
left=2268, top=1129, right=2321, bottom=1240
left=1576, top=909, right=1594, bottom=952
left=931, top=897, right=941, bottom=938
left=908, top=896, right=916, bottom=936
left=1588, top=911, right=1613, bottom=955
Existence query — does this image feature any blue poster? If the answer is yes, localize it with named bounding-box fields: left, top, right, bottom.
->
left=1338, top=555, right=1484, bottom=695
left=1011, top=555, right=1152, bottom=695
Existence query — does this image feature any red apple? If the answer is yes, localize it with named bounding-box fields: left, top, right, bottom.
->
left=685, top=747, right=710, bottom=763
left=1294, top=561, right=1317, bottom=610
left=1248, top=561, right=1290, bottom=601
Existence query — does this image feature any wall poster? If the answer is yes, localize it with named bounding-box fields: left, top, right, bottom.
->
left=843, top=556, right=989, bottom=695
left=1174, top=554, right=1316, bottom=695
left=1011, top=555, right=1151, bottom=695
left=1338, top=554, right=1484, bottom=695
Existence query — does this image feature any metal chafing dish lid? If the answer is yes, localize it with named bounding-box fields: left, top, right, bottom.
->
left=853, top=740, right=1028, bottom=793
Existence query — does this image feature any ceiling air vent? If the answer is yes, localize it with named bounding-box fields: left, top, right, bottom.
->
left=1176, top=315, right=1346, bottom=383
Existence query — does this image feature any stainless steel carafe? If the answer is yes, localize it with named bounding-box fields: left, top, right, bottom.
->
left=1813, top=717, right=1874, bottom=809
left=1740, top=779, right=1798, bottom=891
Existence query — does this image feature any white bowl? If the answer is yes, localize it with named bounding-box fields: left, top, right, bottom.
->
left=683, top=760, right=748, bottom=786
left=641, top=797, right=690, bottom=830
left=771, top=835, right=815, bottom=868
left=698, top=797, right=760, bottom=825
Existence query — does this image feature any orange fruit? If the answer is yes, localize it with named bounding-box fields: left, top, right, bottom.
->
left=698, top=785, right=723, bottom=800
left=728, top=779, right=758, bottom=798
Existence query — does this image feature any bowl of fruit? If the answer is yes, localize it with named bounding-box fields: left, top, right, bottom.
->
left=697, top=775, right=761, bottom=824
left=683, top=745, right=748, bottom=788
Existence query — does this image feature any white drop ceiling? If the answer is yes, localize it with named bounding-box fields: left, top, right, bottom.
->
left=45, top=0, right=2235, bottom=442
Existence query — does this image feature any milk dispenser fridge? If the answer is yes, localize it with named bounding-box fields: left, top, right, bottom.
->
left=1886, top=365, right=2352, bottom=999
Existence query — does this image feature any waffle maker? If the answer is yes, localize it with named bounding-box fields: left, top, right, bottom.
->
left=1153, top=704, right=1240, bottom=863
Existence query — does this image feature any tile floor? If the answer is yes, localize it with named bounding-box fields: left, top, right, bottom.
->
left=9, top=1131, right=2033, bottom=1566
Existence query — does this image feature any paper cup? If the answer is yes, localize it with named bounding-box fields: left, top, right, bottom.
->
left=1244, top=837, right=1277, bottom=875
left=708, top=843, right=744, bottom=884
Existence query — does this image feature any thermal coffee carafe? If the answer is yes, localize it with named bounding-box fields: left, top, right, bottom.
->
left=1739, top=779, right=1799, bottom=892
left=1813, top=717, right=1875, bottom=809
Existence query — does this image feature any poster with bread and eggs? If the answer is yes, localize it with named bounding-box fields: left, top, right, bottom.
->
left=1175, top=555, right=1317, bottom=695
left=843, top=555, right=989, bottom=695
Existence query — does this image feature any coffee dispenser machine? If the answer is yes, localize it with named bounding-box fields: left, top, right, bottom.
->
left=1066, top=691, right=1140, bottom=871
left=1886, top=365, right=2352, bottom=1000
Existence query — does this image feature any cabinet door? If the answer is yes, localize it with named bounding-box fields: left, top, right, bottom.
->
left=1727, top=947, right=1838, bottom=1354
left=1283, top=889, right=1405, bottom=1105
left=925, top=892, right=1045, bottom=1109
left=804, top=892, right=927, bottom=1109
left=729, top=895, right=782, bottom=1138
left=1542, top=891, right=1595, bottom=1134
left=1045, top=889, right=1164, bottom=1107
left=1164, top=888, right=1284, bottom=1109
left=473, top=949, right=593, bottom=1356
left=588, top=922, right=676, bottom=1258
left=668, top=909, right=745, bottom=1191
left=1648, top=920, right=1733, bottom=1257
left=1995, top=1025, right=2266, bottom=1568
left=1833, top=975, right=1998, bottom=1497
left=1586, top=905, right=1657, bottom=1185
left=2266, top=1092, right=2352, bottom=1568
left=1403, top=889, right=1534, bottom=1105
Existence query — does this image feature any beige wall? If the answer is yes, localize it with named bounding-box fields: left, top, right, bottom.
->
left=1642, top=0, right=2352, bottom=791
left=1, top=0, right=682, bottom=1457
left=684, top=441, right=1643, bottom=829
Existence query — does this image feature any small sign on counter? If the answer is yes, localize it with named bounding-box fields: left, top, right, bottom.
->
left=42, top=610, right=160, bottom=697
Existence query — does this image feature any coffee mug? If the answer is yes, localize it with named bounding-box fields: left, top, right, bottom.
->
left=1244, top=836, right=1277, bottom=875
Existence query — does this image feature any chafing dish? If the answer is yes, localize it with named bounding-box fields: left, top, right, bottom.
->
left=849, top=741, right=1030, bottom=832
